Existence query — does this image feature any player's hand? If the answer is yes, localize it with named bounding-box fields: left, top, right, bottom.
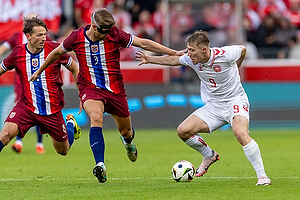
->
left=29, top=71, right=41, bottom=81
left=135, top=50, right=149, bottom=66
left=175, top=48, right=187, bottom=56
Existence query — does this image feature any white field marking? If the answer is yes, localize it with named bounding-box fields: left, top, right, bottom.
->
left=0, top=176, right=298, bottom=181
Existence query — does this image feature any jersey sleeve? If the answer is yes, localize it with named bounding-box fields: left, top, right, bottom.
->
left=179, top=54, right=193, bottom=66
left=223, top=45, right=242, bottom=64
left=57, top=51, right=72, bottom=67
left=47, top=41, right=72, bottom=67
left=110, top=26, right=133, bottom=48
left=1, top=47, right=19, bottom=71
left=62, top=29, right=79, bottom=52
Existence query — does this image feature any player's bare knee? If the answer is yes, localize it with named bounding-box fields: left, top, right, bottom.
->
left=90, top=114, right=103, bottom=126
left=177, top=126, right=189, bottom=140
left=0, top=131, right=12, bottom=145
left=234, top=130, right=251, bottom=145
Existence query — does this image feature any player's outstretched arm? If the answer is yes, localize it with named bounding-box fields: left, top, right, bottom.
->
left=30, top=44, right=66, bottom=81
left=132, top=36, right=185, bottom=56
left=136, top=50, right=181, bottom=66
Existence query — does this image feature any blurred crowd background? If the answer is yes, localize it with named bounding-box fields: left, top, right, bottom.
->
left=2, top=0, right=300, bottom=60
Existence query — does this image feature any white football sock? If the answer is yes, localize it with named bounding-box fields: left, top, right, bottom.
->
left=185, top=134, right=213, bottom=159
left=243, top=139, right=267, bottom=178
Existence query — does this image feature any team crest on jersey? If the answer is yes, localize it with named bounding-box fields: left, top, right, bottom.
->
left=91, top=45, right=98, bottom=53
left=9, top=112, right=16, bottom=118
left=213, top=65, right=221, bottom=72
left=32, top=58, right=39, bottom=69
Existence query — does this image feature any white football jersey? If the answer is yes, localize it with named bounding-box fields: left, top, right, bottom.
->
left=179, top=45, right=247, bottom=103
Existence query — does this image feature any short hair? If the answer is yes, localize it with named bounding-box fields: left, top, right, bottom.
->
left=186, top=30, right=210, bottom=48
left=23, top=16, right=48, bottom=34
left=93, top=8, right=115, bottom=28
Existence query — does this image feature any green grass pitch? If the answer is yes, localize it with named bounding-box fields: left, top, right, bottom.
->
left=0, top=128, right=299, bottom=199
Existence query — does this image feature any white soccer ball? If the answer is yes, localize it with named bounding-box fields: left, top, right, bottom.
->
left=172, top=160, right=195, bottom=182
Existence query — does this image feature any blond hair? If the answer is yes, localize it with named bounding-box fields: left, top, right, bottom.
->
left=186, top=30, right=210, bottom=48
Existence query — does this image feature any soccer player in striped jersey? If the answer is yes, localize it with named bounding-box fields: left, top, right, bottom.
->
left=0, top=16, right=81, bottom=156
left=136, top=30, right=271, bottom=186
left=30, top=8, right=183, bottom=183
left=0, top=14, right=53, bottom=154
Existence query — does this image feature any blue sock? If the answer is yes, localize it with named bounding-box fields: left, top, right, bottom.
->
left=89, top=127, right=105, bottom=164
left=36, top=126, right=42, bottom=143
left=66, top=122, right=75, bottom=147
left=123, top=127, right=135, bottom=144
left=16, top=136, right=22, bottom=141
left=0, top=140, right=4, bottom=152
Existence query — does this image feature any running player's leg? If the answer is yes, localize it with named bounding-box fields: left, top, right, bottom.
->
left=113, top=115, right=137, bottom=162
left=83, top=99, right=107, bottom=183
left=177, top=113, right=219, bottom=177
left=39, top=111, right=79, bottom=156
left=0, top=122, right=20, bottom=152
left=35, top=126, right=45, bottom=154
left=2, top=105, right=35, bottom=153
left=232, top=115, right=270, bottom=185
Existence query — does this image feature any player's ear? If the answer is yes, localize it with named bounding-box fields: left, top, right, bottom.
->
left=25, top=33, right=31, bottom=40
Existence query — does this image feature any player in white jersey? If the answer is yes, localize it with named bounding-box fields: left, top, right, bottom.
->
left=135, top=30, right=271, bottom=186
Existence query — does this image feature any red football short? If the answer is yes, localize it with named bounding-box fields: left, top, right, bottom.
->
left=79, top=86, right=130, bottom=117
left=5, top=102, right=68, bottom=142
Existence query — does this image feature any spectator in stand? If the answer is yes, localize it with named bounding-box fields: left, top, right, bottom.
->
left=255, top=14, right=281, bottom=58
left=74, top=0, right=113, bottom=28
left=129, top=0, right=160, bottom=25
left=242, top=16, right=259, bottom=59
left=247, top=0, right=260, bottom=12
left=288, top=30, right=300, bottom=58
left=283, top=0, right=300, bottom=29
left=275, top=16, right=297, bottom=58
left=152, top=0, right=163, bottom=44
left=133, top=9, right=156, bottom=40
left=169, top=3, right=195, bottom=50
left=258, top=0, right=287, bottom=19
left=110, top=0, right=133, bottom=33
left=243, top=0, right=262, bottom=32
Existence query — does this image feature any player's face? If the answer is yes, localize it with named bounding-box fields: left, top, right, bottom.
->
left=187, top=44, right=208, bottom=65
left=93, top=24, right=110, bottom=40
left=27, top=26, right=47, bottom=52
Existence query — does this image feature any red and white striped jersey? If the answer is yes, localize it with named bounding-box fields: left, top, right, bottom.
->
left=62, top=25, right=133, bottom=94
left=1, top=41, right=72, bottom=115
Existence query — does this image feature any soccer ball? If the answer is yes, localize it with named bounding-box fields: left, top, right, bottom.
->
left=172, top=160, right=195, bottom=182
